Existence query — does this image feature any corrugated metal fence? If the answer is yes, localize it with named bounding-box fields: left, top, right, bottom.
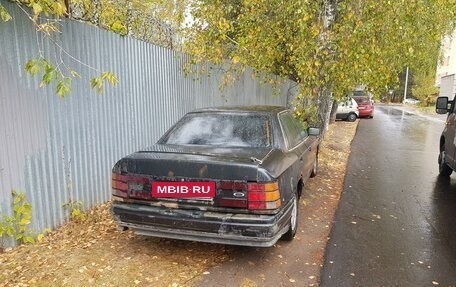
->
left=0, top=2, right=293, bottom=243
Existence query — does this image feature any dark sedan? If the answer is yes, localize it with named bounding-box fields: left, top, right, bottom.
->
left=111, top=106, right=321, bottom=247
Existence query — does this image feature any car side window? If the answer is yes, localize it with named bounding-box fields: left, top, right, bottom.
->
left=279, top=112, right=308, bottom=149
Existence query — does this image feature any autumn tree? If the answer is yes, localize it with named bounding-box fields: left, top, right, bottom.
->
left=0, top=0, right=191, bottom=96
left=412, top=69, right=439, bottom=106
left=1, top=0, right=456, bottom=116
left=69, top=0, right=186, bottom=50
left=182, top=0, right=456, bottom=122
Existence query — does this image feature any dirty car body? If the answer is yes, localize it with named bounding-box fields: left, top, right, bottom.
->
left=111, top=106, right=321, bottom=247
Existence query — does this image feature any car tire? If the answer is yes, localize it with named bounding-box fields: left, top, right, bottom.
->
left=282, top=194, right=299, bottom=241
left=347, top=113, right=357, bottom=122
left=310, top=153, right=318, bottom=178
left=438, top=150, right=453, bottom=176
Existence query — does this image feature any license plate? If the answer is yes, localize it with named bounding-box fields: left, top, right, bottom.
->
left=152, top=182, right=216, bottom=198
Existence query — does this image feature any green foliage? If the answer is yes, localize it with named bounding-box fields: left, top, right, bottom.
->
left=3, top=2, right=119, bottom=97
left=56, top=77, right=72, bottom=98
left=0, top=4, right=12, bottom=22
left=62, top=200, right=86, bottom=222
left=412, top=70, right=439, bottom=106
left=292, top=93, right=318, bottom=126
left=327, top=0, right=454, bottom=97
left=5, top=0, right=456, bottom=105
left=110, top=20, right=127, bottom=36
left=25, top=58, right=75, bottom=97
left=90, top=72, right=119, bottom=94
left=0, top=190, right=35, bottom=247
left=27, top=0, right=67, bottom=18
left=24, top=58, right=118, bottom=97
left=182, top=0, right=456, bottom=119
left=70, top=0, right=186, bottom=49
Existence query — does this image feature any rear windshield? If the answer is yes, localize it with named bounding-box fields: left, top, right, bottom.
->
left=353, top=96, right=372, bottom=105
left=161, top=113, right=271, bottom=147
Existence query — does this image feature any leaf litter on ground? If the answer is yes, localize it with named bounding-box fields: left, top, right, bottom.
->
left=0, top=121, right=358, bottom=287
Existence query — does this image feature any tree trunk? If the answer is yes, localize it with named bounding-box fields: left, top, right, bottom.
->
left=329, top=99, right=338, bottom=124
left=323, top=0, right=337, bottom=126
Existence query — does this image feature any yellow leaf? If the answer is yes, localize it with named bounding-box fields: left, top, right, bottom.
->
left=19, top=218, right=31, bottom=226
left=32, top=3, right=43, bottom=16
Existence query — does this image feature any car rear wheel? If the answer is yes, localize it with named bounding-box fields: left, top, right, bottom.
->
left=282, top=194, right=298, bottom=241
left=310, top=153, right=318, bottom=178
left=439, top=150, right=453, bottom=176
left=347, top=113, right=357, bottom=122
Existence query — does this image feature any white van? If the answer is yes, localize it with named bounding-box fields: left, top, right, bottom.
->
left=336, top=98, right=359, bottom=122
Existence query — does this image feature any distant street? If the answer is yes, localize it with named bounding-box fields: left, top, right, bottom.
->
left=320, top=105, right=456, bottom=286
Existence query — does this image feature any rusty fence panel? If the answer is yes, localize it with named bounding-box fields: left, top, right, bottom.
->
left=0, top=2, right=293, bottom=245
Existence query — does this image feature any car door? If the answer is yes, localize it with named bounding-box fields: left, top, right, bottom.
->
left=336, top=101, right=347, bottom=119
left=444, top=104, right=456, bottom=168
left=278, top=112, right=315, bottom=179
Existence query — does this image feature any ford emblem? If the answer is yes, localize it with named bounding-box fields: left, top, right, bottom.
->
left=233, top=191, right=245, bottom=198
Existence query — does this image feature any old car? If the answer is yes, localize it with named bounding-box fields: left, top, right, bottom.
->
left=111, top=106, right=321, bottom=247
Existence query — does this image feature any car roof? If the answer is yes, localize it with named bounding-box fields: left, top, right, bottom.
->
left=190, top=105, right=289, bottom=115
left=353, top=96, right=370, bottom=100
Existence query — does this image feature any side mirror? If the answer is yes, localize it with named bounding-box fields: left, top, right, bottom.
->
left=308, top=128, right=320, bottom=136
left=436, top=97, right=452, bottom=114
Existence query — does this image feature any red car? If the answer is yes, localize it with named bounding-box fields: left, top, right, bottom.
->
left=353, top=96, right=374, bottom=118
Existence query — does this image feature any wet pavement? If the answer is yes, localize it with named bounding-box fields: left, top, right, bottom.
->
left=320, top=105, right=456, bottom=286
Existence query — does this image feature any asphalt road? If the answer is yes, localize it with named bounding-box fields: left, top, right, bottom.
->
left=320, top=105, right=456, bottom=286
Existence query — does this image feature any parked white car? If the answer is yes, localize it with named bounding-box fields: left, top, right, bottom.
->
left=404, top=98, right=420, bottom=105
left=336, top=98, right=359, bottom=122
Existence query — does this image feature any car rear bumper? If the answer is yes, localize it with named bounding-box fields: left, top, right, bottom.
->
left=358, top=107, right=374, bottom=117
left=110, top=200, right=293, bottom=247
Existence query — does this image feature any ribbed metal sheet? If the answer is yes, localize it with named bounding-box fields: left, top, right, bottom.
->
left=0, top=2, right=292, bottom=243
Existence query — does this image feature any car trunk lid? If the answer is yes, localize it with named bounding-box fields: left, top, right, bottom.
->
left=112, top=145, right=281, bottom=211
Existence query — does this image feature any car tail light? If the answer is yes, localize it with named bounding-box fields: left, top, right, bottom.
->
left=112, top=173, right=151, bottom=199
left=217, top=181, right=248, bottom=208
left=247, top=181, right=281, bottom=210
left=112, top=173, right=128, bottom=198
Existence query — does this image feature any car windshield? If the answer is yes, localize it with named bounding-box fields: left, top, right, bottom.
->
left=162, top=113, right=271, bottom=147
left=353, top=96, right=371, bottom=105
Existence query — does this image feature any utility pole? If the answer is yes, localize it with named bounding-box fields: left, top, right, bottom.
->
left=403, top=67, right=409, bottom=103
